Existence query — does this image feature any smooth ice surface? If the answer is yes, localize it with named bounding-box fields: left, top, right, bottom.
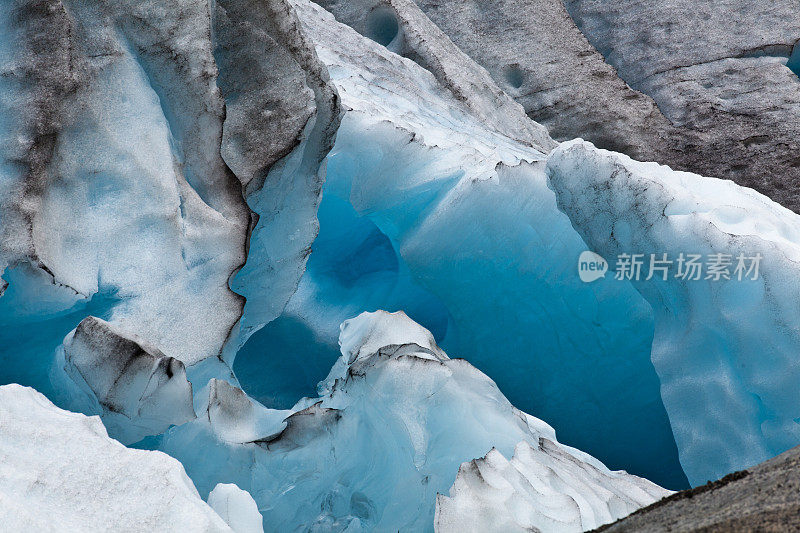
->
left=242, top=0, right=687, bottom=488
left=0, top=384, right=231, bottom=532
left=208, top=483, right=264, bottom=533
left=436, top=440, right=670, bottom=533
left=161, top=311, right=667, bottom=532
left=548, top=139, right=800, bottom=485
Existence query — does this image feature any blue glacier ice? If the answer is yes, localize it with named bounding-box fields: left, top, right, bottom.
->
left=0, top=0, right=251, bottom=436
left=160, top=311, right=670, bottom=532
left=233, top=0, right=686, bottom=489
left=6, top=1, right=800, bottom=530
left=548, top=139, right=800, bottom=485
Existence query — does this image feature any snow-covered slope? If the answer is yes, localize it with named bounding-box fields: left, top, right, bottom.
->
left=0, top=384, right=232, bottom=532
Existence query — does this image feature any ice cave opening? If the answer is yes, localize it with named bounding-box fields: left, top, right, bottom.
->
left=366, top=7, right=400, bottom=48
left=234, top=182, right=452, bottom=410
left=231, top=115, right=690, bottom=489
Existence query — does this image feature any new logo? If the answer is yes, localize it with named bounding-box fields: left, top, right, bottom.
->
left=578, top=251, right=608, bottom=283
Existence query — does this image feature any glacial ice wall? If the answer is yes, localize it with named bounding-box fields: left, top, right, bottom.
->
left=548, top=139, right=800, bottom=485
left=0, top=0, right=245, bottom=401
left=0, top=0, right=339, bottom=444
left=237, top=0, right=685, bottom=488
left=55, top=316, right=197, bottom=444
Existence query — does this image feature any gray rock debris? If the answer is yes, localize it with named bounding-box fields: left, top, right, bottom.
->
left=566, top=0, right=800, bottom=211
left=596, top=444, right=800, bottom=532
left=317, top=0, right=800, bottom=212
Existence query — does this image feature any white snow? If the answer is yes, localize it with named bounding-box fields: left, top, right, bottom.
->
left=436, top=440, right=668, bottom=533
left=207, top=483, right=264, bottom=533
left=0, top=384, right=231, bottom=532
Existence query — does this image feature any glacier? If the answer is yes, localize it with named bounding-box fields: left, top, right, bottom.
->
left=236, top=0, right=685, bottom=489
left=55, top=316, right=197, bottom=445
left=1, top=0, right=800, bottom=529
left=316, top=0, right=800, bottom=214
left=158, top=310, right=669, bottom=532
left=0, top=0, right=248, bottom=440
left=1, top=0, right=680, bottom=491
